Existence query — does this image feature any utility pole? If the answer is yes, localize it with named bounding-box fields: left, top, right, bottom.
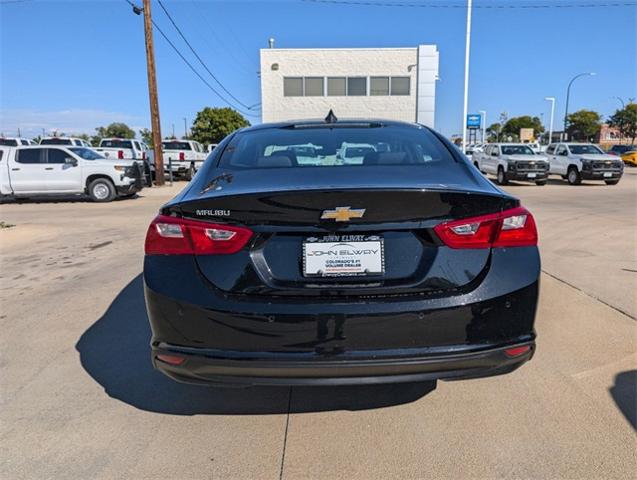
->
left=172, top=124, right=175, bottom=138
left=183, top=117, right=188, bottom=139
left=461, top=0, right=473, bottom=154
left=479, top=110, right=486, bottom=143
left=141, top=0, right=165, bottom=185
left=545, top=97, right=555, bottom=145
left=563, top=72, right=595, bottom=141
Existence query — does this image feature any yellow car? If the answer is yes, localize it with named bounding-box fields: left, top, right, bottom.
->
left=607, top=145, right=637, bottom=166
left=622, top=150, right=637, bottom=167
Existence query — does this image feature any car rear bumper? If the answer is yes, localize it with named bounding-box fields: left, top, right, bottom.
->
left=151, top=340, right=535, bottom=386
left=144, top=247, right=540, bottom=386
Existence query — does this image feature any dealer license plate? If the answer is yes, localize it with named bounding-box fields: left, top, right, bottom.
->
left=303, top=236, right=384, bottom=277
left=527, top=172, right=537, bottom=178
left=604, top=172, right=613, bottom=178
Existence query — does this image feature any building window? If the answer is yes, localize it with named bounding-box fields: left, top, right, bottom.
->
left=283, top=77, right=303, bottom=96
left=327, top=77, right=346, bottom=96
left=347, top=77, right=367, bottom=96
left=391, top=77, right=410, bottom=95
left=370, top=77, right=389, bottom=96
left=304, top=77, right=324, bottom=96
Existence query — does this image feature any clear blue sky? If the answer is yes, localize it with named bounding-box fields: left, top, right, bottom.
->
left=1, top=0, right=636, bottom=139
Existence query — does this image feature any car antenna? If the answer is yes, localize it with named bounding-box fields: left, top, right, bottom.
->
left=325, top=109, right=338, bottom=124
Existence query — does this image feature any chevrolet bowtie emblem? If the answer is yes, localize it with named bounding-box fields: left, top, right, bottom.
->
left=321, top=206, right=366, bottom=222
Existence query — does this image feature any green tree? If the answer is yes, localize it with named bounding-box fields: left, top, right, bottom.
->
left=486, top=123, right=502, bottom=142
left=501, top=116, right=544, bottom=139
left=608, top=103, right=637, bottom=145
left=91, top=122, right=136, bottom=146
left=190, top=107, right=250, bottom=145
left=567, top=110, right=602, bottom=141
left=139, top=128, right=153, bottom=148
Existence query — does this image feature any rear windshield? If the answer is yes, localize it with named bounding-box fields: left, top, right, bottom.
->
left=162, top=141, right=191, bottom=150
left=569, top=145, right=603, bottom=155
left=40, top=138, right=73, bottom=145
left=611, top=145, right=632, bottom=153
left=0, top=139, right=18, bottom=146
left=218, top=125, right=454, bottom=169
left=101, top=139, right=133, bottom=149
left=501, top=145, right=534, bottom=155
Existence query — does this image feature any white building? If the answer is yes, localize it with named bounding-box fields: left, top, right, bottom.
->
left=260, top=45, right=439, bottom=127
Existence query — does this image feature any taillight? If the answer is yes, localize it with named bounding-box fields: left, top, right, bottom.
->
left=144, top=214, right=253, bottom=255
left=179, top=152, right=185, bottom=161
left=142, top=151, right=146, bottom=160
left=434, top=206, right=537, bottom=249
left=117, top=150, right=124, bottom=159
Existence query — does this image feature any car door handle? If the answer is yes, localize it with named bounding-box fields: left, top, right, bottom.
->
left=11, top=168, right=20, bottom=171
left=45, top=167, right=54, bottom=170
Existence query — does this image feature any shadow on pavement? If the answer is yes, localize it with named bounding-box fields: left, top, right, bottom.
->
left=3, top=194, right=139, bottom=204
left=609, top=370, right=636, bottom=430
left=76, top=274, right=436, bottom=416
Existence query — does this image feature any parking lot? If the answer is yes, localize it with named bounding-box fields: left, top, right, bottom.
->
left=1, top=172, right=636, bottom=479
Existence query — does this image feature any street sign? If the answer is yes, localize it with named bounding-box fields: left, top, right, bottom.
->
left=467, top=114, right=481, bottom=130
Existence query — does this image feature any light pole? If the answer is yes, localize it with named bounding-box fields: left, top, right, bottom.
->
left=479, top=110, right=486, bottom=143
left=461, top=0, right=473, bottom=154
left=563, top=72, right=596, bottom=139
left=183, top=117, right=188, bottom=138
left=545, top=97, right=555, bottom=145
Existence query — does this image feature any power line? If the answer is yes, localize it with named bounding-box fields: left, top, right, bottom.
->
left=123, top=0, right=258, bottom=117
left=304, top=0, right=637, bottom=8
left=156, top=0, right=255, bottom=111
left=151, top=18, right=259, bottom=117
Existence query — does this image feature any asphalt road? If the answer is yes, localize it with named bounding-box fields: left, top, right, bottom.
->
left=1, top=172, right=635, bottom=479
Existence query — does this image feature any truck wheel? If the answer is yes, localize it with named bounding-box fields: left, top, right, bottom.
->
left=535, top=180, right=547, bottom=186
left=567, top=167, right=581, bottom=185
left=88, top=178, right=116, bottom=202
left=496, top=167, right=508, bottom=185
left=605, top=179, right=620, bottom=185
left=184, top=166, right=195, bottom=181
left=474, top=161, right=479, bottom=169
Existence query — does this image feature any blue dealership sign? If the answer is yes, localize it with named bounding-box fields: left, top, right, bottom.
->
left=466, top=114, right=481, bottom=129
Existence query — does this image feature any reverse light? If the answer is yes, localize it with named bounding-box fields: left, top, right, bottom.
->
left=145, top=214, right=253, bottom=255
left=434, top=206, right=537, bottom=249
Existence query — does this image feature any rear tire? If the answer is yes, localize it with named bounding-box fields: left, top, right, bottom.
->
left=496, top=167, right=508, bottom=185
left=185, top=165, right=195, bottom=181
left=605, top=179, right=620, bottom=185
left=535, top=180, right=547, bottom=186
left=88, top=178, right=116, bottom=202
left=567, top=167, right=581, bottom=185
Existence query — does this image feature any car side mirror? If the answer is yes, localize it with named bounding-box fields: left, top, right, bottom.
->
left=65, top=157, right=78, bottom=166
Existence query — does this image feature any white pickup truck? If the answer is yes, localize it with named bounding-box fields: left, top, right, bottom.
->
left=473, top=143, right=550, bottom=186
left=94, top=138, right=148, bottom=160
left=545, top=143, right=624, bottom=185
left=161, top=140, right=207, bottom=179
left=0, top=137, right=37, bottom=146
left=94, top=138, right=153, bottom=186
left=40, top=137, right=92, bottom=148
left=0, top=145, right=144, bottom=202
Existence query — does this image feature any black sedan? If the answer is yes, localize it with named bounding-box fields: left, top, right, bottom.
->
left=143, top=118, right=540, bottom=386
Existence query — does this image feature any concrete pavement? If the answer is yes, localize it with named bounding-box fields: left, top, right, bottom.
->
left=1, top=173, right=635, bottom=479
